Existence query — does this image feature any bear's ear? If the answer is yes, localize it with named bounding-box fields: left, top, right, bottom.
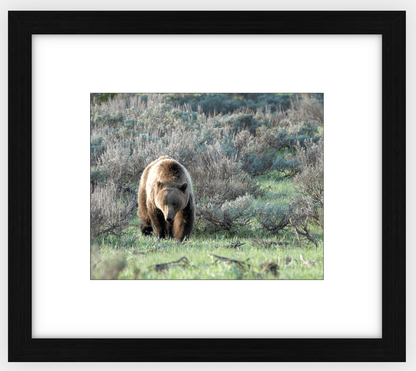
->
left=179, top=182, right=188, bottom=192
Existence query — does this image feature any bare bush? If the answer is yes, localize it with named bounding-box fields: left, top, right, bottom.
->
left=298, top=94, right=324, bottom=124
left=190, top=142, right=260, bottom=203
left=289, top=196, right=317, bottom=245
left=257, top=203, right=290, bottom=235
left=90, top=93, right=323, bottom=237
left=292, top=138, right=324, bottom=228
left=90, top=183, right=137, bottom=238
left=91, top=130, right=200, bottom=186
left=269, top=154, right=299, bottom=179
left=287, top=94, right=324, bottom=126
left=93, top=140, right=140, bottom=185
left=233, top=130, right=252, bottom=152
left=233, top=129, right=275, bottom=176
left=198, top=194, right=255, bottom=232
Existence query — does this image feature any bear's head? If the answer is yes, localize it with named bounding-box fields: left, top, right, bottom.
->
left=155, top=182, right=188, bottom=224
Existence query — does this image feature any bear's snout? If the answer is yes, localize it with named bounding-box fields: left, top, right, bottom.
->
left=166, top=209, right=176, bottom=223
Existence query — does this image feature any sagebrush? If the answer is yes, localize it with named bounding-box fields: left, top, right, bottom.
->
left=90, top=93, right=323, bottom=242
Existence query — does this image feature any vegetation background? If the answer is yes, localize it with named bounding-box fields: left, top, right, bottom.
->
left=90, top=93, right=324, bottom=279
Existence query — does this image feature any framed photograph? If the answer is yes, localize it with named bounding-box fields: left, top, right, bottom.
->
left=90, top=91, right=324, bottom=281
left=9, top=11, right=405, bottom=361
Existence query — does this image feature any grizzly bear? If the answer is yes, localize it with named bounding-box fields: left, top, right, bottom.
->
left=138, top=156, right=195, bottom=242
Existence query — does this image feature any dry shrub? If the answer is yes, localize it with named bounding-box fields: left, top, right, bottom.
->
left=188, top=143, right=260, bottom=232
left=292, top=138, right=324, bottom=229
left=257, top=203, right=290, bottom=235
left=90, top=93, right=323, bottom=237
left=233, top=129, right=275, bottom=176
left=288, top=196, right=317, bottom=245
left=93, top=140, right=141, bottom=185
left=91, top=130, right=199, bottom=186
left=91, top=94, right=148, bottom=120
left=90, top=183, right=137, bottom=238
left=190, top=142, right=260, bottom=203
left=286, top=94, right=324, bottom=126
left=233, top=129, right=252, bottom=152
left=198, top=194, right=255, bottom=233
left=257, top=138, right=323, bottom=240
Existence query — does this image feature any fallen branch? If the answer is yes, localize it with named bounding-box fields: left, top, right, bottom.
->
left=209, top=254, right=251, bottom=271
left=251, top=238, right=290, bottom=248
left=149, top=257, right=194, bottom=272
left=259, top=262, right=279, bottom=277
left=251, top=238, right=276, bottom=248
left=225, top=241, right=245, bottom=249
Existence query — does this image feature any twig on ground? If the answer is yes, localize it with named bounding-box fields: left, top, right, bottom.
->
left=209, top=254, right=251, bottom=271
left=149, top=257, right=195, bottom=272
left=225, top=241, right=245, bottom=249
left=251, top=238, right=276, bottom=248
left=259, top=262, right=279, bottom=277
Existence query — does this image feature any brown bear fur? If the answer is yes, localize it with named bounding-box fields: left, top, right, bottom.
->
left=138, top=156, right=195, bottom=242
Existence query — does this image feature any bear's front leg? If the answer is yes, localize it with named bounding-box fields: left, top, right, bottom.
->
left=138, top=191, right=153, bottom=236
left=150, top=209, right=168, bottom=239
left=139, top=214, right=153, bottom=236
left=173, top=203, right=195, bottom=242
left=172, top=210, right=185, bottom=242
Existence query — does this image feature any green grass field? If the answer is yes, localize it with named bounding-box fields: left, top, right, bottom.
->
left=91, top=172, right=324, bottom=280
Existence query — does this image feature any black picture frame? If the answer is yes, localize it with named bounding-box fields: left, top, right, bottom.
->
left=8, top=11, right=405, bottom=362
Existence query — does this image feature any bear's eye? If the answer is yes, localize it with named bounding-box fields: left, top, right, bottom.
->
left=172, top=203, right=176, bottom=206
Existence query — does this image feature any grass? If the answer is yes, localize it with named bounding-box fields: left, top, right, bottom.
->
left=91, top=237, right=323, bottom=280
left=91, top=171, right=324, bottom=280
